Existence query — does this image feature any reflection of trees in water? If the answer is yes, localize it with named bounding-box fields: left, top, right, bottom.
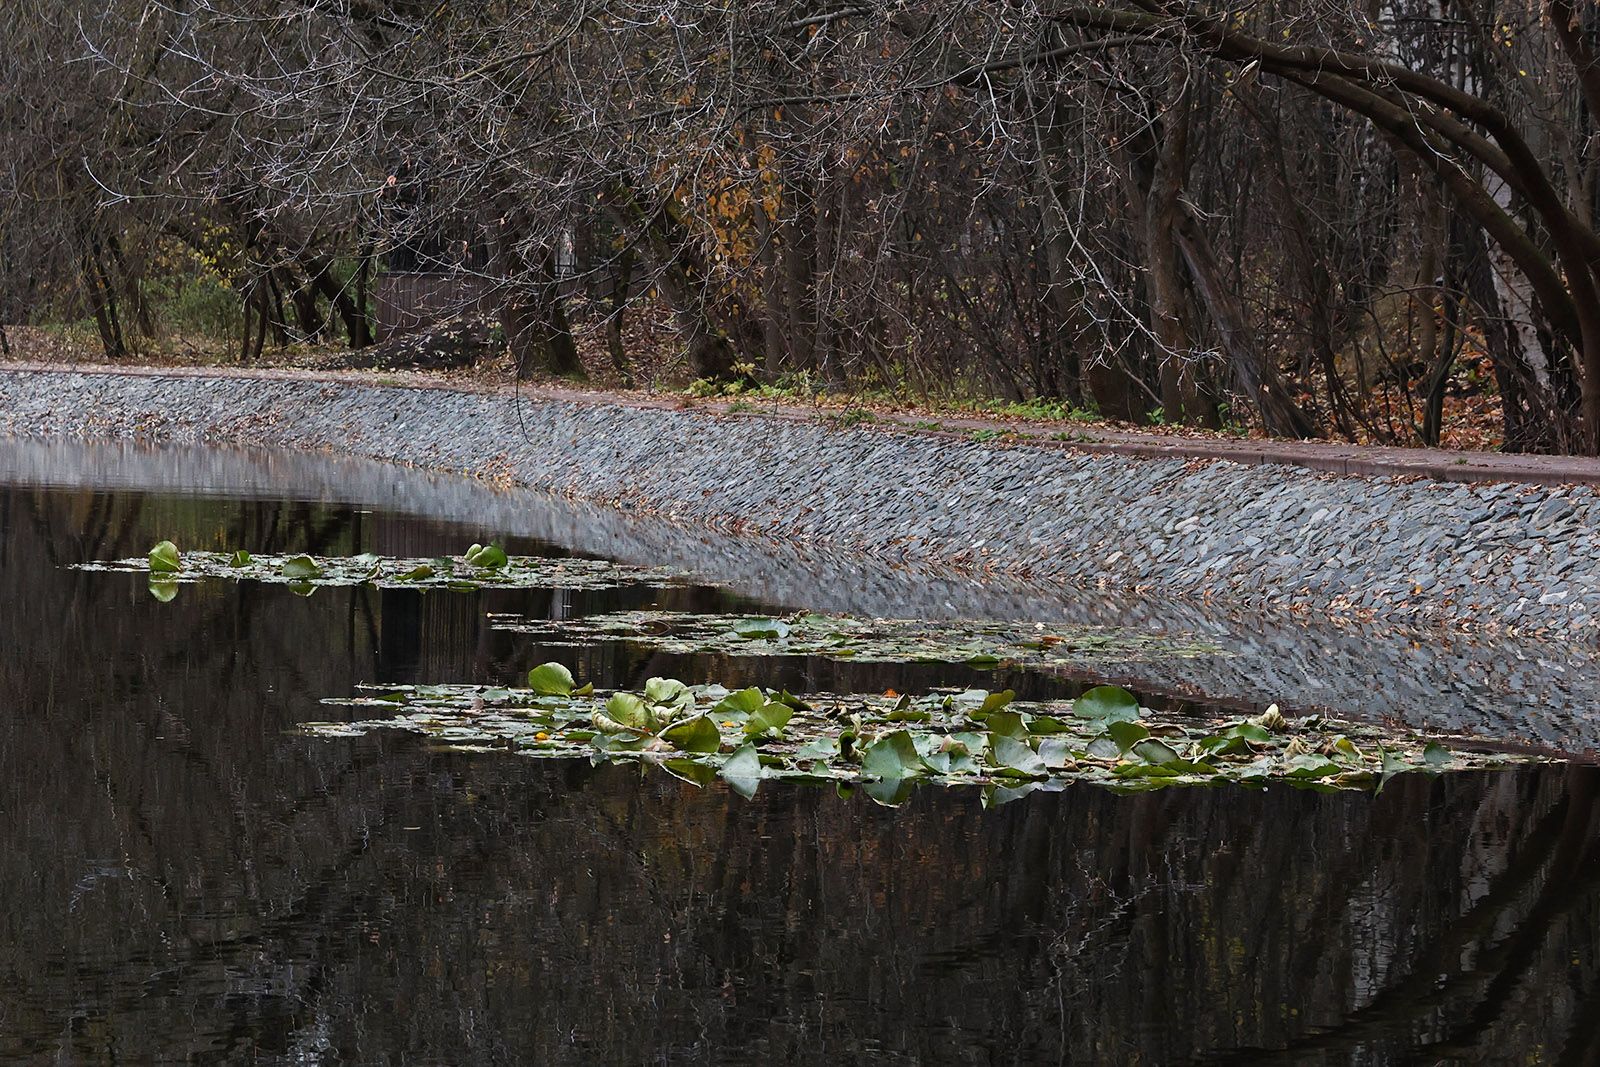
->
left=222, top=762, right=1595, bottom=1065
left=0, top=487, right=1597, bottom=1063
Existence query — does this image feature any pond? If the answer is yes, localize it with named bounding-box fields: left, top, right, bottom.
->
left=2, top=441, right=1598, bottom=1063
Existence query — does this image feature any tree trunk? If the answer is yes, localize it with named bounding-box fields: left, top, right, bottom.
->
left=606, top=246, right=634, bottom=386
left=1174, top=204, right=1317, bottom=437
left=754, top=198, right=786, bottom=379
left=605, top=181, right=739, bottom=380
left=506, top=246, right=583, bottom=381
left=782, top=167, right=818, bottom=374
left=1135, top=78, right=1215, bottom=426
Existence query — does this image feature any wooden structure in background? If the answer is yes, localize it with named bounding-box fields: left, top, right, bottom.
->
left=371, top=272, right=496, bottom=342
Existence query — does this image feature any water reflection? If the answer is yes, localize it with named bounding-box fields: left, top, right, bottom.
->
left=1, top=485, right=1598, bottom=1064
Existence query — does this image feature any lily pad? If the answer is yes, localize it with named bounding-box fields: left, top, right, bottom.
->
left=465, top=543, right=509, bottom=570
left=661, top=714, right=722, bottom=753
left=301, top=678, right=1543, bottom=808
left=718, top=743, right=765, bottom=797
left=281, top=555, right=322, bottom=580
left=527, top=662, right=576, bottom=697
left=73, top=549, right=687, bottom=592
left=488, top=609, right=1223, bottom=669
left=862, top=731, right=927, bottom=780
left=1074, top=685, right=1142, bottom=722
left=148, top=541, right=181, bottom=573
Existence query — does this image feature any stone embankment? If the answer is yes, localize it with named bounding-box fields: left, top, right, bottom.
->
left=2, top=365, right=1597, bottom=634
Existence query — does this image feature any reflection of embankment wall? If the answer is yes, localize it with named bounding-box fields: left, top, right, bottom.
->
left=3, top=437, right=1599, bottom=750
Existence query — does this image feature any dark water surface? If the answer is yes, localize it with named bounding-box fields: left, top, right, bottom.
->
left=2, top=471, right=1599, bottom=1065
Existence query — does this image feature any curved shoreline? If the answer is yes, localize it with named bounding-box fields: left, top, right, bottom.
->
left=1, top=364, right=1597, bottom=634
left=7, top=432, right=1600, bottom=750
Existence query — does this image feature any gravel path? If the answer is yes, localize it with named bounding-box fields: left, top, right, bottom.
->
left=2, top=365, right=1596, bottom=635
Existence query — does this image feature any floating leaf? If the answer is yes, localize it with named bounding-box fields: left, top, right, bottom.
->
left=1086, top=736, right=1122, bottom=760
left=796, top=736, right=842, bottom=762
left=1330, top=736, right=1362, bottom=762
left=862, top=778, right=918, bottom=807
left=990, top=735, right=1047, bottom=778
left=718, top=743, right=765, bottom=797
left=1381, top=748, right=1413, bottom=776
left=886, top=701, right=932, bottom=723
left=1036, top=738, right=1074, bottom=769
left=660, top=758, right=718, bottom=787
left=1284, top=754, right=1345, bottom=779
left=644, top=676, right=693, bottom=712
left=1131, top=737, right=1182, bottom=764
left=712, top=687, right=766, bottom=720
left=281, top=555, right=322, bottom=579
left=1200, top=722, right=1273, bottom=756
left=923, top=737, right=982, bottom=775
left=465, top=543, right=509, bottom=570
left=984, top=711, right=1030, bottom=739
left=527, top=662, right=575, bottom=697
left=979, top=689, right=1017, bottom=715
left=862, top=731, right=927, bottom=780
left=744, top=702, right=794, bottom=739
left=1027, top=716, right=1072, bottom=735
left=74, top=551, right=683, bottom=592
left=731, top=617, right=790, bottom=640
left=1074, top=686, right=1141, bottom=722
left=305, top=681, right=1543, bottom=805
left=148, top=541, right=181, bottom=573
left=1105, top=719, right=1151, bottom=754
left=983, top=783, right=1041, bottom=808
left=490, top=610, right=1222, bottom=669
left=597, top=693, right=655, bottom=734
left=592, top=731, right=651, bottom=755
left=661, top=714, right=722, bottom=753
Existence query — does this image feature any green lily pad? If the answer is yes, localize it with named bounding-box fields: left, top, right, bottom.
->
left=488, top=609, right=1223, bottom=670
left=744, top=702, right=794, bottom=739
left=862, top=731, right=927, bottom=780
left=527, top=662, right=575, bottom=697
left=73, top=550, right=686, bottom=592
left=597, top=692, right=656, bottom=735
left=148, top=541, right=181, bottom=573
left=303, top=679, right=1545, bottom=807
left=718, top=743, right=765, bottom=797
left=1075, top=685, right=1142, bottom=722
left=465, top=543, right=509, bottom=570
left=990, top=734, right=1047, bottom=778
left=661, top=714, right=722, bottom=753
left=281, top=555, right=322, bottom=579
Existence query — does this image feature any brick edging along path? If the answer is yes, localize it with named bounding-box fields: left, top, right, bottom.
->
left=1, top=363, right=1598, bottom=634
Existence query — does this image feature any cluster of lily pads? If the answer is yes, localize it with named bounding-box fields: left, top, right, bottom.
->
left=301, top=664, right=1540, bottom=805
left=489, top=608, right=1222, bottom=668
left=76, top=541, right=684, bottom=597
